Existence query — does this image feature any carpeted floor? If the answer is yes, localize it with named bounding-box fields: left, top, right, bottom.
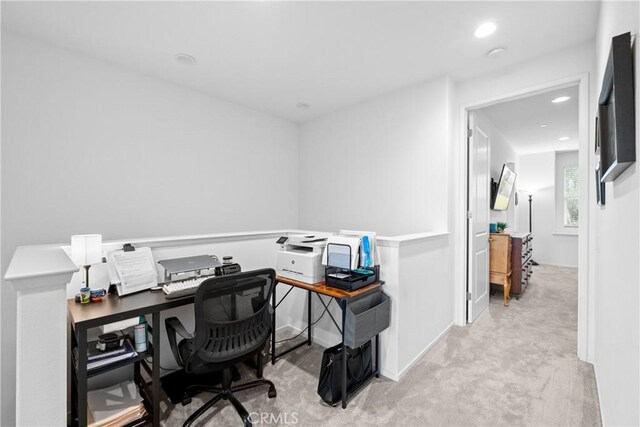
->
left=161, top=265, right=601, bottom=426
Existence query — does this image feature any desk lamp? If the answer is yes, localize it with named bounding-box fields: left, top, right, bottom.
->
left=71, top=234, right=103, bottom=288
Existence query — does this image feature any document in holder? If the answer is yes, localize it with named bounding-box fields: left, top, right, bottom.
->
left=322, top=236, right=360, bottom=270
left=327, top=243, right=352, bottom=270
left=106, top=247, right=158, bottom=296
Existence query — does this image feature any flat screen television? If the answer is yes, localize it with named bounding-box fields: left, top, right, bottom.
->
left=491, top=164, right=517, bottom=211
left=597, top=32, right=636, bottom=182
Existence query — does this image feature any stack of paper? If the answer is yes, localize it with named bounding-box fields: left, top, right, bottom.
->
left=87, top=381, right=146, bottom=427
left=87, top=339, right=138, bottom=372
left=106, top=247, right=158, bottom=296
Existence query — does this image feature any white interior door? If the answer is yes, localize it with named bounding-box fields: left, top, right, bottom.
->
left=467, top=112, right=490, bottom=323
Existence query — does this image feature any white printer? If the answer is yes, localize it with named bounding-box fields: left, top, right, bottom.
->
left=276, top=234, right=328, bottom=284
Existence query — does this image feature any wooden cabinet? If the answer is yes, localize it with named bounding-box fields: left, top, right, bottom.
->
left=510, top=232, right=533, bottom=299
left=489, top=233, right=511, bottom=307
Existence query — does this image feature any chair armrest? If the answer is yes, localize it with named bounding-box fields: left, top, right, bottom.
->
left=165, top=317, right=193, bottom=367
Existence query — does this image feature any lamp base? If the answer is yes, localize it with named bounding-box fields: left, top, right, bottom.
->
left=80, top=264, right=93, bottom=290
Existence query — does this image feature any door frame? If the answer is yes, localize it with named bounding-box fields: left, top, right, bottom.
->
left=456, top=73, right=593, bottom=363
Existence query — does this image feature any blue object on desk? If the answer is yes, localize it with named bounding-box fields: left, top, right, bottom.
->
left=490, top=223, right=498, bottom=233
left=361, top=236, right=371, bottom=267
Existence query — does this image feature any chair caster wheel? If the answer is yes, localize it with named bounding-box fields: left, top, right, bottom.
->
left=181, top=395, right=192, bottom=406
left=268, top=387, right=277, bottom=398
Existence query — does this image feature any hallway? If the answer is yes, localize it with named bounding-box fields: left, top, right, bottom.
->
left=428, top=264, right=601, bottom=425
left=163, top=264, right=601, bottom=426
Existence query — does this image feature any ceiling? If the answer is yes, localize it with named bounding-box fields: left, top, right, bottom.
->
left=2, top=1, right=599, bottom=123
left=480, top=85, right=579, bottom=155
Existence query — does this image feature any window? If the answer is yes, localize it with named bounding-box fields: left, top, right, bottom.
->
left=563, top=165, right=579, bottom=227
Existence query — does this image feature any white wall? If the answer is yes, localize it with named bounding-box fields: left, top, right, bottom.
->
left=516, top=151, right=578, bottom=267
left=0, top=32, right=299, bottom=426
left=592, top=2, right=640, bottom=425
left=298, top=76, right=453, bottom=236
left=473, top=110, right=519, bottom=230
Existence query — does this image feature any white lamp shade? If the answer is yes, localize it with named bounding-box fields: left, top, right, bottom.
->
left=71, top=234, right=103, bottom=266
left=518, top=188, right=537, bottom=196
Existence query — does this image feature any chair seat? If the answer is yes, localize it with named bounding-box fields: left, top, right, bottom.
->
left=177, top=336, right=267, bottom=375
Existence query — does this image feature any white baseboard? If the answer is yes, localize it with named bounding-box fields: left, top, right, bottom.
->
left=278, top=325, right=400, bottom=381
left=593, top=362, right=605, bottom=426
left=277, top=324, right=335, bottom=349
left=395, top=322, right=454, bottom=381
left=275, top=324, right=294, bottom=333
left=280, top=323, right=454, bottom=383
left=532, top=262, right=578, bottom=269
left=380, top=368, right=399, bottom=382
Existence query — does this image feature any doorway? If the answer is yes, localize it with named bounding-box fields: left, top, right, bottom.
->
left=460, top=75, right=591, bottom=362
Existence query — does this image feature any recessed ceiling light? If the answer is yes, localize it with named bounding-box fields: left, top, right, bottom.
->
left=540, top=124, right=548, bottom=128
left=174, top=53, right=197, bottom=66
left=551, top=96, right=571, bottom=103
left=486, top=47, right=506, bottom=58
left=558, top=136, right=570, bottom=141
left=296, top=102, right=310, bottom=110
left=474, top=22, right=497, bottom=38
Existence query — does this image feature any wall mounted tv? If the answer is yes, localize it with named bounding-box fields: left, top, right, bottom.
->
left=491, top=164, right=517, bottom=211
left=597, top=31, right=636, bottom=182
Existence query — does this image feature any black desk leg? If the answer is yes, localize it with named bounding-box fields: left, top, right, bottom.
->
left=77, top=327, right=88, bottom=427
left=152, top=313, right=160, bottom=427
left=340, top=300, right=347, bottom=409
left=307, top=289, right=312, bottom=346
left=69, top=322, right=76, bottom=426
left=271, top=282, right=277, bottom=365
left=375, top=333, right=380, bottom=378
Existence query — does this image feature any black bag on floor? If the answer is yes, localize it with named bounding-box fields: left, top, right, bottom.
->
left=317, top=341, right=372, bottom=406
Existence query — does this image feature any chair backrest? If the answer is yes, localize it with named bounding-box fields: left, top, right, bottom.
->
left=189, top=268, right=275, bottom=368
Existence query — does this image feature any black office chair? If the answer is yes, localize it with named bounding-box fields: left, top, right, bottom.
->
left=165, top=268, right=277, bottom=427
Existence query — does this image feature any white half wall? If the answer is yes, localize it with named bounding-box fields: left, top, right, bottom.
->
left=279, top=232, right=453, bottom=381
left=593, top=2, right=640, bottom=425
left=0, top=32, right=299, bottom=426
left=396, top=234, right=453, bottom=376
left=66, top=233, right=289, bottom=372
left=516, top=151, right=578, bottom=268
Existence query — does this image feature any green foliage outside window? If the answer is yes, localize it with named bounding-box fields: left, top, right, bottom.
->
left=564, top=166, right=579, bottom=227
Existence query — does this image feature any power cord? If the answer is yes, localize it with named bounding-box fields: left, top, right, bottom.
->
left=274, top=302, right=330, bottom=344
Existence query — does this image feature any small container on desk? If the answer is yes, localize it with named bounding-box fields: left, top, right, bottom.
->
left=325, top=265, right=379, bottom=292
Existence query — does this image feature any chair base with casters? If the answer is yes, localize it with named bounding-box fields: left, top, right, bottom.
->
left=181, top=365, right=276, bottom=427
